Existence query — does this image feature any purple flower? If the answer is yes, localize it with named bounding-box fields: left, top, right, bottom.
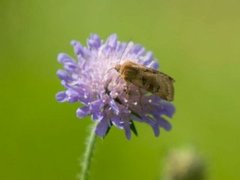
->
left=56, top=34, right=175, bottom=139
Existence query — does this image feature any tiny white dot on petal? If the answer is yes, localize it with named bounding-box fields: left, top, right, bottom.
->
left=115, top=92, right=119, bottom=96
left=124, top=99, right=128, bottom=103
left=148, top=99, right=152, bottom=103
left=133, top=102, right=138, bottom=105
left=84, top=95, right=88, bottom=99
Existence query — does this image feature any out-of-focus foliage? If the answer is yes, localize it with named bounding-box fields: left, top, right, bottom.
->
left=0, top=0, right=240, bottom=179
left=162, top=147, right=206, bottom=180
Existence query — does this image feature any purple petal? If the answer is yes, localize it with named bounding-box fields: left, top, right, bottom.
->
left=109, top=99, right=120, bottom=115
left=157, top=117, right=172, bottom=131
left=66, top=89, right=79, bottom=103
left=152, top=125, right=160, bottom=137
left=131, top=44, right=143, bottom=54
left=71, top=40, right=85, bottom=56
left=90, top=99, right=103, bottom=112
left=124, top=124, right=131, bottom=140
left=106, top=34, right=118, bottom=49
left=142, top=52, right=154, bottom=66
left=90, top=100, right=104, bottom=120
left=71, top=41, right=92, bottom=61
left=58, top=53, right=75, bottom=64
left=95, top=118, right=110, bottom=137
left=116, top=42, right=127, bottom=55
left=131, top=44, right=145, bottom=57
left=148, top=61, right=159, bottom=69
left=142, top=115, right=160, bottom=136
left=160, top=102, right=175, bottom=117
left=63, top=62, right=77, bottom=72
left=78, top=93, right=91, bottom=105
left=111, top=116, right=124, bottom=128
left=121, top=42, right=134, bottom=59
left=56, top=91, right=67, bottom=102
left=57, top=70, right=69, bottom=80
left=76, top=106, right=91, bottom=118
left=87, top=34, right=101, bottom=49
left=92, top=113, right=104, bottom=121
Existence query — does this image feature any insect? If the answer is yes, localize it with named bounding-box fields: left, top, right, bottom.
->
left=114, top=60, right=174, bottom=101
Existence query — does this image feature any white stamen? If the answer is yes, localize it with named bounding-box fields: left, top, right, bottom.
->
left=133, top=102, right=138, bottom=105
left=148, top=99, right=152, bottom=103
left=124, top=99, right=128, bottom=103
left=84, top=94, right=88, bottom=99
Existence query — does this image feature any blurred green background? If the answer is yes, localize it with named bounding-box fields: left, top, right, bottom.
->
left=1, top=0, right=240, bottom=179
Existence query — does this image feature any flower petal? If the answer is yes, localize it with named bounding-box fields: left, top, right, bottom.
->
left=109, top=99, right=120, bottom=115
left=124, top=123, right=131, bottom=140
left=106, top=34, right=118, bottom=49
left=95, top=118, right=110, bottom=137
left=58, top=53, right=75, bottom=64
left=71, top=40, right=85, bottom=56
left=90, top=100, right=104, bottom=120
left=157, top=117, right=172, bottom=131
left=142, top=115, right=160, bottom=137
left=56, top=91, right=67, bottom=102
left=66, top=89, right=79, bottom=103
left=57, top=70, right=68, bottom=80
left=87, top=34, right=101, bottom=49
left=161, top=102, right=176, bottom=117
left=76, top=106, right=91, bottom=118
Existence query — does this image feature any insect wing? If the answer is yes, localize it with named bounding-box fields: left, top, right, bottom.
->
left=156, top=72, right=174, bottom=101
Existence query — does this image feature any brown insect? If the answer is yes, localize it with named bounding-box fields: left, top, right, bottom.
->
left=115, top=60, right=174, bottom=101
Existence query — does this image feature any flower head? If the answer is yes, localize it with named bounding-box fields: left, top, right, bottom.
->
left=56, top=34, right=175, bottom=139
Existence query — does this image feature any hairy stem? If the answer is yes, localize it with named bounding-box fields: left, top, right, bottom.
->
left=78, top=122, right=97, bottom=180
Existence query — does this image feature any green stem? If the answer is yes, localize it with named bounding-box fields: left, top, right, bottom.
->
left=78, top=122, right=97, bottom=180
